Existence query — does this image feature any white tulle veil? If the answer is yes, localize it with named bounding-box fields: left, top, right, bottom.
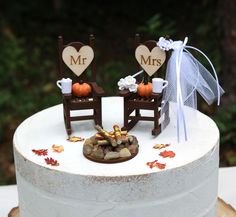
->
left=158, top=37, right=224, bottom=142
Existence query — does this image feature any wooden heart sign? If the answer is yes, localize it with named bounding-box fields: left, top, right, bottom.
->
left=62, top=46, right=94, bottom=77
left=135, top=45, right=166, bottom=76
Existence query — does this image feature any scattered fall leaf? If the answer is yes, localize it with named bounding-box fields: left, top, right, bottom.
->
left=67, top=136, right=85, bottom=142
left=159, top=150, right=176, bottom=158
left=44, top=157, right=59, bottom=166
left=52, top=144, right=64, bottom=153
left=156, top=162, right=166, bottom=169
left=146, top=160, right=157, bottom=169
left=153, top=144, right=170, bottom=149
left=146, top=160, right=166, bottom=169
left=32, top=149, right=48, bottom=156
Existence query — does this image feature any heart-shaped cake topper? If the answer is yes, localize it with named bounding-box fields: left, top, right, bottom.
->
left=62, top=45, right=94, bottom=77
left=135, top=45, right=166, bottom=76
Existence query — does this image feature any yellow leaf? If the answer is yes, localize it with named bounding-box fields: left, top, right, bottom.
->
left=52, top=145, right=64, bottom=153
left=153, top=144, right=170, bottom=149
left=67, top=136, right=85, bottom=142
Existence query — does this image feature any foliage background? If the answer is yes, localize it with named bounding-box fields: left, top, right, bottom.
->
left=0, top=0, right=235, bottom=185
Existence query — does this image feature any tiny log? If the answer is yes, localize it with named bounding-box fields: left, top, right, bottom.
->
left=113, top=125, right=122, bottom=144
left=95, top=125, right=117, bottom=147
left=97, top=140, right=110, bottom=145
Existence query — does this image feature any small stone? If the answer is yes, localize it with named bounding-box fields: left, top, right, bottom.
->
left=104, top=152, right=120, bottom=160
left=114, top=144, right=125, bottom=152
left=90, top=136, right=98, bottom=144
left=91, top=149, right=104, bottom=159
left=132, top=136, right=139, bottom=146
left=84, top=139, right=93, bottom=146
left=128, top=144, right=138, bottom=154
left=83, top=145, right=93, bottom=155
left=124, top=142, right=130, bottom=148
left=104, top=146, right=113, bottom=154
left=128, top=135, right=134, bottom=143
left=119, top=148, right=131, bottom=158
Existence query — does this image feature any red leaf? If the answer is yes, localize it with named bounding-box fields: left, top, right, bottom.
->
left=156, top=162, right=166, bottom=169
left=32, top=149, right=48, bottom=156
left=159, top=150, right=176, bottom=158
left=44, top=157, right=59, bottom=166
left=146, top=160, right=158, bottom=169
left=146, top=160, right=166, bottom=170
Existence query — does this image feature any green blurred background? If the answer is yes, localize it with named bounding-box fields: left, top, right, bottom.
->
left=0, top=0, right=235, bottom=185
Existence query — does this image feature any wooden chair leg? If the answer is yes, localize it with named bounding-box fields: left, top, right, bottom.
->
left=123, top=97, right=129, bottom=130
left=94, top=97, right=102, bottom=127
left=152, top=100, right=161, bottom=136
left=135, top=109, right=140, bottom=117
left=63, top=103, right=72, bottom=135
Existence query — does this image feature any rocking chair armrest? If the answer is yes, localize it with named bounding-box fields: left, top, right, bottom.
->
left=118, top=89, right=133, bottom=97
left=90, top=82, right=105, bottom=96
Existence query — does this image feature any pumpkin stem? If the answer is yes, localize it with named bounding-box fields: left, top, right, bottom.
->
left=79, top=80, right=83, bottom=84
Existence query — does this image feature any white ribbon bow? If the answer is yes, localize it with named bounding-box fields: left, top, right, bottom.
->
left=158, top=37, right=224, bottom=142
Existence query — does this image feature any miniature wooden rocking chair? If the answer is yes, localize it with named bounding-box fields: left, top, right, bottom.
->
left=58, top=35, right=105, bottom=135
left=119, top=34, right=170, bottom=136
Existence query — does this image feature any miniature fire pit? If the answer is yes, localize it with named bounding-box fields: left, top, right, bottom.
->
left=83, top=125, right=139, bottom=163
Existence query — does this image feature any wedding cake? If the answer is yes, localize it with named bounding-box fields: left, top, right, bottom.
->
left=14, top=97, right=219, bottom=217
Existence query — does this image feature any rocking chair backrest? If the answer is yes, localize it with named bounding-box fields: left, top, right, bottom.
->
left=58, top=35, right=96, bottom=82
left=135, top=33, right=165, bottom=81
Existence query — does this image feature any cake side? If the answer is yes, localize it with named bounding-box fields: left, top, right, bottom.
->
left=14, top=141, right=219, bottom=217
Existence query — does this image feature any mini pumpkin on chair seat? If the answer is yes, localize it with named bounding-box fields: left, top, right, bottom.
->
left=137, top=82, right=152, bottom=97
left=72, top=82, right=92, bottom=97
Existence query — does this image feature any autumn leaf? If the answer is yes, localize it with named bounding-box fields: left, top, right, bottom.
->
left=147, top=160, right=158, bottom=169
left=156, top=162, right=166, bottom=169
left=44, top=157, right=59, bottom=166
left=67, top=136, right=85, bottom=142
left=146, top=160, right=166, bottom=170
left=52, top=144, right=64, bottom=153
left=159, top=150, right=176, bottom=158
left=153, top=144, right=170, bottom=149
left=32, top=149, right=48, bottom=156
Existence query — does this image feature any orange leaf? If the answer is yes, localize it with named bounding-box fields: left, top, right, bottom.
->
left=44, top=157, right=59, bottom=166
left=159, top=150, right=176, bottom=158
left=146, top=160, right=158, bottom=169
left=153, top=144, right=170, bottom=149
left=156, top=162, right=166, bottom=169
left=52, top=144, right=64, bottom=153
left=146, top=160, right=166, bottom=170
left=67, top=136, right=85, bottom=142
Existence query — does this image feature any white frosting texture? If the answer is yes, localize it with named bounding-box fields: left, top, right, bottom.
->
left=13, top=97, right=219, bottom=217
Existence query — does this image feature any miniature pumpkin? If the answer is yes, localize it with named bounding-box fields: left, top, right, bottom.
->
left=137, top=82, right=152, bottom=97
left=72, top=82, right=92, bottom=97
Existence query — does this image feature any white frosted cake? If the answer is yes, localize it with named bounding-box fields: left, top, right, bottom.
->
left=13, top=97, right=219, bottom=217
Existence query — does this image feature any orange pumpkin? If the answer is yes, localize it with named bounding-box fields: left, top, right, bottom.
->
left=137, top=82, right=152, bottom=97
left=72, top=82, right=92, bottom=97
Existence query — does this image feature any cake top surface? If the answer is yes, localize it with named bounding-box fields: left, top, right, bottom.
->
left=14, top=97, right=219, bottom=177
